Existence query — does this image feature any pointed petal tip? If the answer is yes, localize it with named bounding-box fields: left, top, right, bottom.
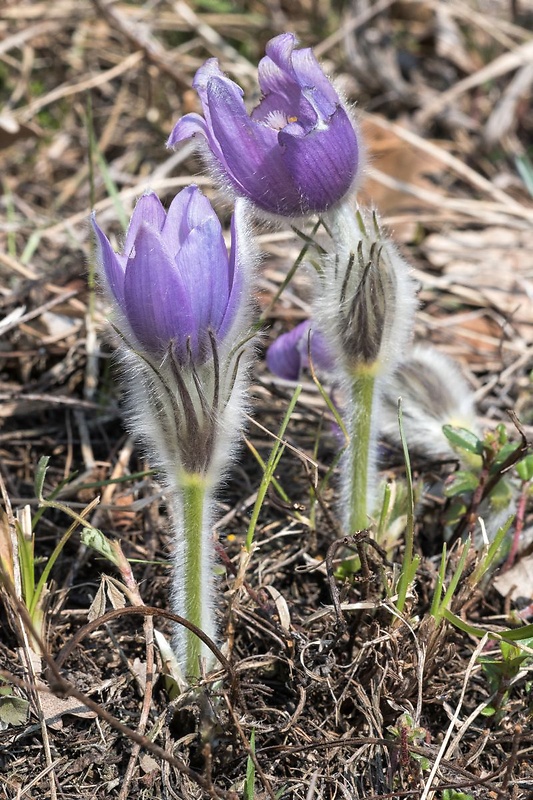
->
left=192, top=57, right=224, bottom=89
left=91, top=218, right=126, bottom=307
left=167, top=114, right=208, bottom=149
left=90, top=211, right=105, bottom=237
left=267, top=32, right=297, bottom=54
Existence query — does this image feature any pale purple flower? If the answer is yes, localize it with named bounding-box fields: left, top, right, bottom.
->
left=167, top=33, right=361, bottom=218
left=266, top=320, right=332, bottom=379
left=93, top=186, right=244, bottom=365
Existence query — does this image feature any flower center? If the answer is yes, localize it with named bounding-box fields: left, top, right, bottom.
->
left=263, top=110, right=298, bottom=131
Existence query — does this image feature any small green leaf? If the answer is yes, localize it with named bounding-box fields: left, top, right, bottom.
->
left=443, top=500, right=467, bottom=526
left=410, top=752, right=430, bottom=770
left=496, top=423, right=508, bottom=445
left=491, top=442, right=521, bottom=472
left=444, top=471, right=479, bottom=497
left=501, top=637, right=533, bottom=660
left=0, top=695, right=29, bottom=728
left=487, top=478, right=513, bottom=511
left=34, top=456, right=50, bottom=500
left=80, top=527, right=120, bottom=566
left=442, top=425, right=484, bottom=455
left=516, top=454, right=533, bottom=481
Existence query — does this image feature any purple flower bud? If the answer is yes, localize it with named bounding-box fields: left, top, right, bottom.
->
left=266, top=320, right=333, bottom=379
left=167, top=33, right=361, bottom=218
left=93, top=186, right=244, bottom=365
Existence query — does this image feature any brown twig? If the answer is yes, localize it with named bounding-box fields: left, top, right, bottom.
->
left=91, top=0, right=190, bottom=89
left=0, top=571, right=238, bottom=799
left=1, top=667, right=236, bottom=800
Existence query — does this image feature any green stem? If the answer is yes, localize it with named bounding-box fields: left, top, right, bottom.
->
left=347, top=371, right=376, bottom=533
left=259, top=219, right=321, bottom=322
left=181, top=472, right=208, bottom=679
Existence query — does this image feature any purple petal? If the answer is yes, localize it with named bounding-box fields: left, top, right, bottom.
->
left=162, top=185, right=217, bottom=258
left=166, top=113, right=208, bottom=148
left=290, top=48, right=339, bottom=118
left=176, top=61, right=228, bottom=128
left=174, top=217, right=230, bottom=359
left=254, top=36, right=317, bottom=127
left=123, top=223, right=193, bottom=358
left=92, top=215, right=126, bottom=307
left=267, top=320, right=333, bottom=379
left=185, top=60, right=237, bottom=169
left=266, top=321, right=312, bottom=380
left=191, top=58, right=227, bottom=99
left=263, top=33, right=298, bottom=76
left=180, top=184, right=219, bottom=230
left=261, top=34, right=338, bottom=120
left=168, top=65, right=251, bottom=185
left=219, top=203, right=246, bottom=340
left=205, top=77, right=305, bottom=212
left=278, top=107, right=359, bottom=211
left=124, top=193, right=167, bottom=259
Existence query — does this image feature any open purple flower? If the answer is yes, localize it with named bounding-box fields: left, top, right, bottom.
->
left=93, top=186, right=244, bottom=365
left=167, top=33, right=361, bottom=218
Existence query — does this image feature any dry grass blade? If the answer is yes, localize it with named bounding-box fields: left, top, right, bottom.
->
left=417, top=37, right=533, bottom=126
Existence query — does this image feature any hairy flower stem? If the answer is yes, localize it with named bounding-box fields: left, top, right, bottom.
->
left=346, top=371, right=376, bottom=534
left=179, top=472, right=210, bottom=679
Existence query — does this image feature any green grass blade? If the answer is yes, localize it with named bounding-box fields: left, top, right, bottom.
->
left=469, top=515, right=514, bottom=587
left=245, top=385, right=302, bottom=551
left=434, top=539, right=471, bottom=626
left=244, top=728, right=256, bottom=800
left=430, top=543, right=447, bottom=619
left=395, top=399, right=416, bottom=614
left=34, top=456, right=50, bottom=502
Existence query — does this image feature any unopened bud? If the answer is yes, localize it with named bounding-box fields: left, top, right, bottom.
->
left=317, top=203, right=418, bottom=378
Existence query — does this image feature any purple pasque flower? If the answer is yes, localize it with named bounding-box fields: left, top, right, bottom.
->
left=93, top=186, right=244, bottom=365
left=167, top=33, right=361, bottom=218
left=266, top=320, right=332, bottom=380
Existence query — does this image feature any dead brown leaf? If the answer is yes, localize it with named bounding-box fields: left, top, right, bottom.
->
left=0, top=507, right=14, bottom=586
left=493, top=553, right=533, bottom=602
left=423, top=226, right=533, bottom=341
left=359, top=117, right=445, bottom=237
left=37, top=689, right=97, bottom=730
